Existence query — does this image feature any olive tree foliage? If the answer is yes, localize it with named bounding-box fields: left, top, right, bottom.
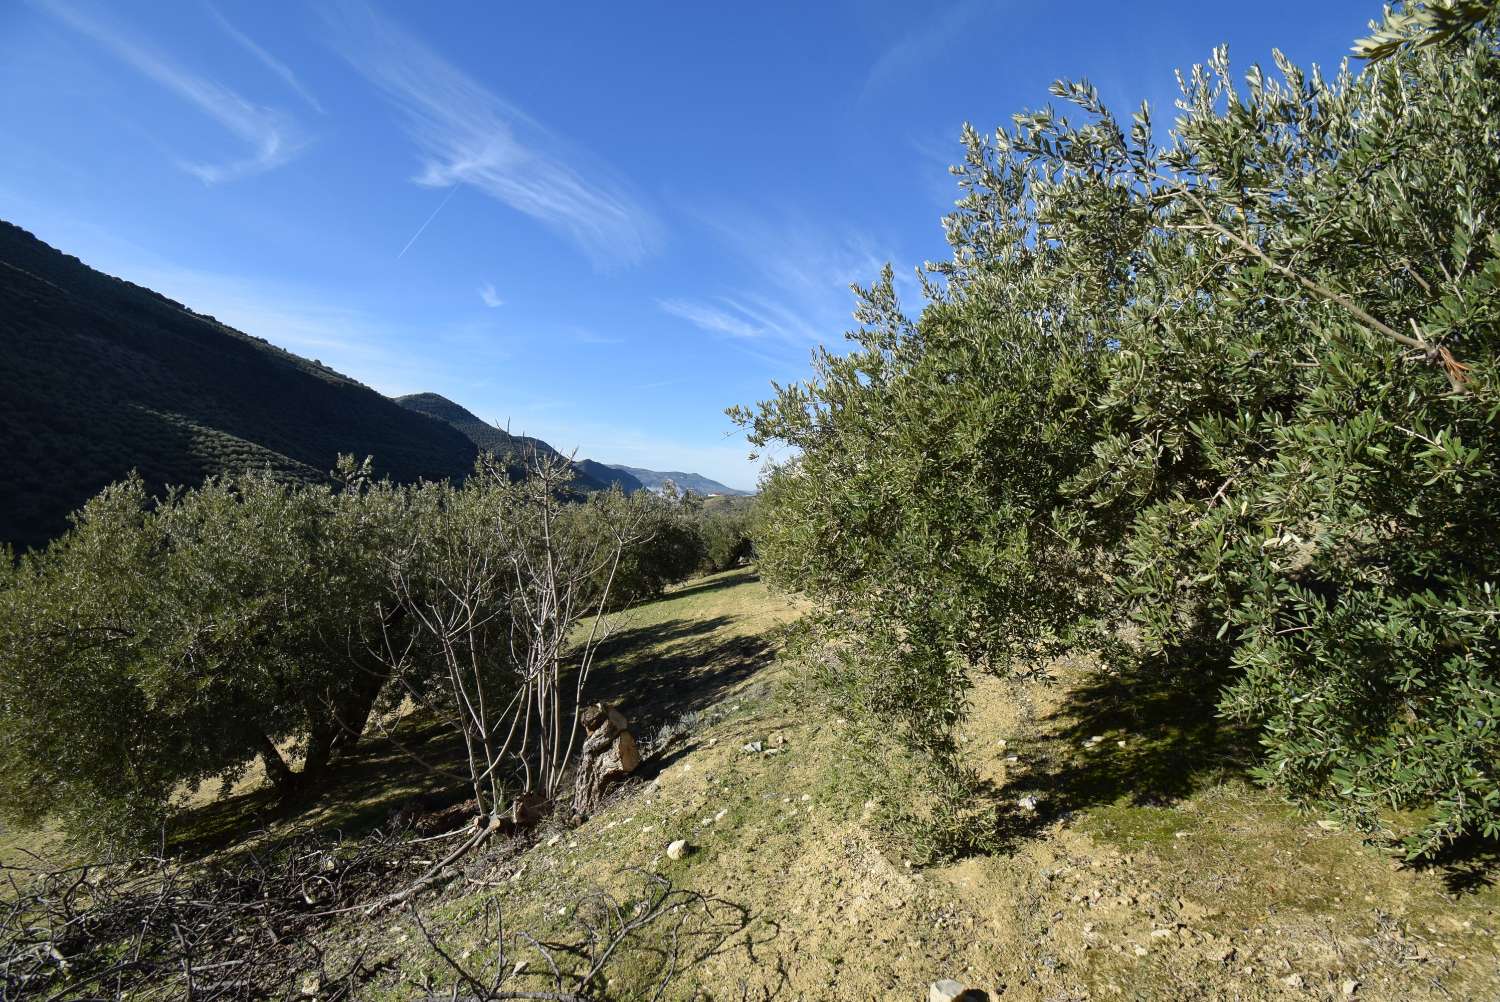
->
left=737, top=4, right=1500, bottom=856
left=0, top=459, right=407, bottom=848
left=584, top=487, right=705, bottom=607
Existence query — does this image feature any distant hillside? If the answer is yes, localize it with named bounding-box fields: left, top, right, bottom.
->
left=576, top=459, right=644, bottom=494
left=394, top=393, right=643, bottom=495
left=606, top=465, right=752, bottom=497
left=0, top=221, right=479, bottom=551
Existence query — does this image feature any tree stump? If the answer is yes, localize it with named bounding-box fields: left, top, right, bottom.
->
left=571, top=702, right=640, bottom=817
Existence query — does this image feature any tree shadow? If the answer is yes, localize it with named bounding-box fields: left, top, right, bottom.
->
left=172, top=714, right=475, bottom=860
left=662, top=568, right=760, bottom=601
left=978, top=657, right=1256, bottom=851
left=1414, top=839, right=1500, bottom=896
left=975, top=658, right=1500, bottom=894
left=585, top=614, right=772, bottom=732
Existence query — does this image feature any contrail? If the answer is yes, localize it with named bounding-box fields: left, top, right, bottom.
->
left=396, top=184, right=459, bottom=260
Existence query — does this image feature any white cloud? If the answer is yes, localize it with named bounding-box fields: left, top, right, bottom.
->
left=657, top=298, right=763, bottom=339
left=324, top=0, right=659, bottom=267
left=207, top=4, right=325, bottom=114
left=38, top=0, right=306, bottom=183
left=861, top=0, right=993, bottom=103
left=659, top=207, right=912, bottom=368
left=478, top=281, right=503, bottom=308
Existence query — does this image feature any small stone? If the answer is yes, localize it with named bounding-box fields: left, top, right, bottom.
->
left=546, top=834, right=561, bottom=846
left=996, top=738, right=1008, bottom=749
left=666, top=839, right=689, bottom=860
left=1150, top=928, right=1173, bottom=939
left=1283, top=974, right=1305, bottom=989
left=1341, top=979, right=1359, bottom=997
left=1017, top=796, right=1040, bottom=812
left=1133, top=945, right=1148, bottom=957
left=714, top=808, right=728, bottom=822
left=742, top=741, right=763, bottom=753
left=1117, top=740, right=1127, bottom=748
left=929, top=979, right=967, bottom=1002
left=512, top=959, right=528, bottom=976
left=801, top=793, right=812, bottom=802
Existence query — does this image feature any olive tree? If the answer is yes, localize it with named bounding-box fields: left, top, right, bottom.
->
left=739, top=1, right=1500, bottom=856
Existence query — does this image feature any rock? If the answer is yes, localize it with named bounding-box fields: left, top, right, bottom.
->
left=1283, top=974, right=1305, bottom=989
left=1017, top=795, right=1040, bottom=812
left=742, top=740, right=764, bottom=753
left=1341, top=979, right=1360, bottom=997
left=511, top=959, right=528, bottom=976
left=666, top=839, right=689, bottom=860
left=929, top=979, right=967, bottom=1002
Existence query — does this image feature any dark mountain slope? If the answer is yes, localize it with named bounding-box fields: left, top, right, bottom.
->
left=606, top=465, right=751, bottom=496
left=0, top=221, right=479, bottom=551
left=393, top=393, right=642, bottom=494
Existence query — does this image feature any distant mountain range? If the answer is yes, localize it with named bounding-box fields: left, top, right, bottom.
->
left=393, top=393, right=644, bottom=495
left=0, top=221, right=744, bottom=550
left=606, top=465, right=753, bottom=497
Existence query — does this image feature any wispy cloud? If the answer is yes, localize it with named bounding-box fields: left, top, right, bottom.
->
left=862, top=0, right=993, bottom=103
left=658, top=208, right=905, bottom=366
left=478, top=281, right=503, bottom=308
left=207, top=4, right=325, bottom=114
left=657, top=298, right=763, bottom=339
left=323, top=0, right=659, bottom=267
left=38, top=0, right=305, bottom=183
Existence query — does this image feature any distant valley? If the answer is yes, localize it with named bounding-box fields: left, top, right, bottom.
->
left=0, top=221, right=746, bottom=551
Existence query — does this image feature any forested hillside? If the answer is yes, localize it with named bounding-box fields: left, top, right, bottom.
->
left=0, top=222, right=478, bottom=551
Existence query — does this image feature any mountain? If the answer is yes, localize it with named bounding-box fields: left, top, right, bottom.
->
left=606, top=465, right=752, bottom=497
left=0, top=221, right=480, bottom=552
left=575, top=459, right=644, bottom=494
left=394, top=393, right=643, bottom=495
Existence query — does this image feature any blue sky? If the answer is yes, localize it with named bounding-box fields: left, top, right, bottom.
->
left=1, top=1, right=1378, bottom=489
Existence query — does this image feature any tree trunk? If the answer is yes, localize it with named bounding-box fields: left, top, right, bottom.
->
left=328, top=660, right=390, bottom=758
left=256, top=731, right=297, bottom=796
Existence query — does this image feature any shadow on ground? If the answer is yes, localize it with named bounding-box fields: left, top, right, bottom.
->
left=966, top=657, right=1255, bottom=856
left=584, top=613, right=773, bottom=733
left=971, top=657, right=1500, bottom=894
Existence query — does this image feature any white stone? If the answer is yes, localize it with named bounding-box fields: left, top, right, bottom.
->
left=1017, top=795, right=1040, bottom=812
left=1283, top=974, right=1305, bottom=989
left=666, top=839, right=689, bottom=860
left=1342, top=979, right=1360, bottom=997
left=929, top=979, right=967, bottom=1002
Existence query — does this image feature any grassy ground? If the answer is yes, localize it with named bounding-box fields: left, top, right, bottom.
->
left=9, top=566, right=1497, bottom=999
left=323, top=567, right=1499, bottom=1000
